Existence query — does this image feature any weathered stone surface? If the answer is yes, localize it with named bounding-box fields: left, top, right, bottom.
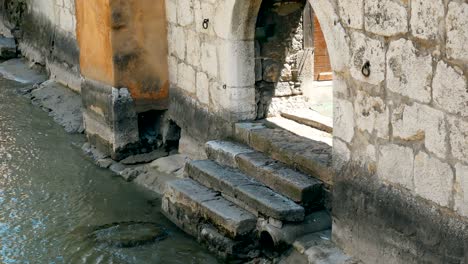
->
left=196, top=71, right=209, bottom=105
left=281, top=108, right=333, bottom=133
left=410, top=0, right=444, bottom=40
left=350, top=32, right=385, bottom=85
left=392, top=103, right=447, bottom=159
left=354, top=91, right=389, bottom=139
left=30, top=80, right=84, bottom=133
left=177, top=62, right=196, bottom=94
left=446, top=2, right=468, bottom=61
left=0, top=37, right=16, bottom=59
left=186, top=160, right=305, bottom=221
left=120, top=149, right=169, bottom=165
left=205, top=140, right=254, bottom=168
left=377, top=144, right=414, bottom=190
left=432, top=61, right=468, bottom=117
left=236, top=151, right=323, bottom=204
left=172, top=26, right=186, bottom=60
left=248, top=127, right=333, bottom=185
left=262, top=59, right=281, bottom=83
left=167, top=55, right=178, bottom=85
left=164, top=179, right=257, bottom=238
left=178, top=130, right=208, bottom=160
left=414, top=152, right=453, bottom=207
left=332, top=139, right=350, bottom=171
left=386, top=39, right=432, bottom=102
left=234, top=122, right=266, bottom=145
left=177, top=0, right=194, bottom=26
left=334, top=98, right=354, bottom=143
left=264, top=117, right=332, bottom=146
left=186, top=30, right=201, bottom=68
left=0, top=59, right=48, bottom=84
left=201, top=42, right=218, bottom=78
left=165, top=0, right=177, bottom=24
left=364, top=0, right=408, bottom=36
left=454, top=163, right=468, bottom=217
left=338, top=0, right=363, bottom=29
left=149, top=154, right=188, bottom=174
left=448, top=117, right=468, bottom=164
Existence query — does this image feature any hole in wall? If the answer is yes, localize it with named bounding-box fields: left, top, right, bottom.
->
left=259, top=231, right=275, bottom=250
left=138, top=110, right=164, bottom=148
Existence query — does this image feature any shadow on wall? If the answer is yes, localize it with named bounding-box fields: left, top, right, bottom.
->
left=254, top=0, right=307, bottom=119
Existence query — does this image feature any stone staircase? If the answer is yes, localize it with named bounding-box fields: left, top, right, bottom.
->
left=161, top=122, right=334, bottom=262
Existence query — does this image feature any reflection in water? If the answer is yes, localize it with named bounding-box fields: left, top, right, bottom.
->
left=0, top=78, right=219, bottom=264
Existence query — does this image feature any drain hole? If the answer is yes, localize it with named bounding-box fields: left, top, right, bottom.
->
left=259, top=231, right=275, bottom=250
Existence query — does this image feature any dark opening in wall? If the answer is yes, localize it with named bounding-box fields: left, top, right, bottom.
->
left=138, top=110, right=164, bottom=150
left=137, top=110, right=181, bottom=153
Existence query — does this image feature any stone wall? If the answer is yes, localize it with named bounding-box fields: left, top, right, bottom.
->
left=1, top=0, right=80, bottom=91
left=166, top=0, right=468, bottom=262
left=254, top=0, right=307, bottom=119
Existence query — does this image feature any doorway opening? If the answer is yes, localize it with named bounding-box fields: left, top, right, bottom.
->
left=254, top=0, right=333, bottom=137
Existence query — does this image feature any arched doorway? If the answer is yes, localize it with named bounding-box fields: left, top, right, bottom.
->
left=253, top=0, right=334, bottom=135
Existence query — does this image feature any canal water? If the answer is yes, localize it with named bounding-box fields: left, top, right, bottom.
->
left=0, top=77, right=219, bottom=263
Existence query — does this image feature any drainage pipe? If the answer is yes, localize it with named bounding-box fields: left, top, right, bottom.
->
left=258, top=210, right=331, bottom=248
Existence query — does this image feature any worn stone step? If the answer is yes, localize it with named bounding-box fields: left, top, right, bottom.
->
left=163, top=179, right=257, bottom=239
left=281, top=108, right=333, bottom=133
left=162, top=193, right=255, bottom=261
left=206, top=140, right=323, bottom=204
left=235, top=123, right=333, bottom=185
left=186, top=160, right=305, bottom=222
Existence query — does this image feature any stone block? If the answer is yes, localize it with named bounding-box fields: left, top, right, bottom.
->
left=414, top=152, right=453, bottom=207
left=236, top=151, right=323, bottom=204
left=392, top=103, right=447, bottom=159
left=364, top=0, right=408, bottom=36
left=354, top=91, right=389, bottom=139
left=200, top=41, right=218, bottom=78
left=386, top=39, right=432, bottom=103
left=211, top=85, right=256, bottom=120
left=164, top=179, right=257, bottom=239
left=262, top=59, right=281, bottom=83
left=432, top=61, right=467, bottom=117
left=448, top=117, right=468, bottom=164
left=177, top=0, right=194, bottom=27
left=350, top=32, right=385, bottom=85
left=217, top=40, right=255, bottom=87
left=334, top=98, right=355, bottom=143
left=410, top=0, right=444, bottom=40
left=338, top=0, right=363, bottom=29
left=233, top=122, right=266, bottom=145
left=196, top=71, right=209, bottom=105
left=168, top=55, right=178, bottom=85
left=172, top=26, right=186, bottom=60
left=377, top=144, right=414, bottom=190
left=446, top=2, right=468, bottom=61
left=454, top=163, right=468, bottom=217
left=194, top=1, right=216, bottom=36
left=165, top=0, right=177, bottom=24
left=178, top=130, right=207, bottom=160
left=186, top=30, right=201, bottom=68
left=186, top=160, right=305, bottom=221
left=177, top=63, right=196, bottom=94
left=333, top=138, right=351, bottom=171
left=205, top=140, right=254, bottom=168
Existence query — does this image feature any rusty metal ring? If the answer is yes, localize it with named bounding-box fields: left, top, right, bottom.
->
left=361, top=61, right=371, bottom=77
left=202, top=19, right=209, bottom=29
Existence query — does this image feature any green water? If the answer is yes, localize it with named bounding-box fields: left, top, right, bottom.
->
left=0, top=77, right=219, bottom=264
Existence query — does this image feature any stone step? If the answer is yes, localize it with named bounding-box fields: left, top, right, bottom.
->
left=281, top=108, right=333, bottom=133
left=185, top=160, right=305, bottom=222
left=234, top=123, right=333, bottom=185
left=206, top=140, right=323, bottom=204
left=163, top=179, right=257, bottom=239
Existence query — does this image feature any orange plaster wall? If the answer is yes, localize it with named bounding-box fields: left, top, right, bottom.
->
left=110, top=0, right=169, bottom=111
left=75, top=0, right=115, bottom=85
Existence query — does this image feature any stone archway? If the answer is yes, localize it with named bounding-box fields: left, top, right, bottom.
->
left=213, top=0, right=350, bottom=121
